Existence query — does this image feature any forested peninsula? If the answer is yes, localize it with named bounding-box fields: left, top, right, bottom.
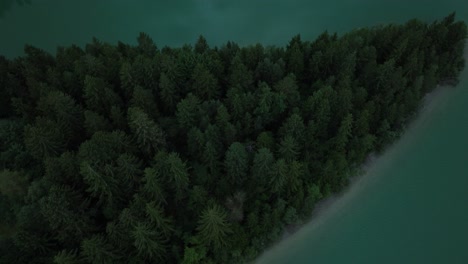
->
left=0, top=13, right=466, bottom=264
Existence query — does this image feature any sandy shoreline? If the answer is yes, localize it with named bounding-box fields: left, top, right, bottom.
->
left=255, top=83, right=455, bottom=263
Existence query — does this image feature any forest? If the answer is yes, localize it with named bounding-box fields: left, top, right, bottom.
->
left=0, top=13, right=466, bottom=264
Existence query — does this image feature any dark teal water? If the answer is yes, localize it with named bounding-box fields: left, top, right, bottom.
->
left=1, top=1, right=467, bottom=263
left=258, top=66, right=468, bottom=263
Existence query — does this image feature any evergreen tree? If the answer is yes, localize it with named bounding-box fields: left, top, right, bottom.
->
left=145, top=201, right=174, bottom=237
left=191, top=63, right=219, bottom=100
left=80, top=235, right=120, bottom=264
left=142, top=167, right=167, bottom=205
left=269, top=158, right=288, bottom=194
left=137, top=32, right=158, bottom=57
left=165, top=152, right=190, bottom=201
left=334, top=113, right=353, bottom=152
left=53, top=249, right=82, bottom=264
left=38, top=185, right=91, bottom=243
left=0, top=169, right=28, bottom=202
left=196, top=204, right=232, bottom=250
left=36, top=90, right=84, bottom=141
left=84, top=110, right=112, bottom=136
left=224, top=142, right=249, bottom=186
left=132, top=221, right=166, bottom=261
left=127, top=107, right=166, bottom=156
left=176, top=94, right=201, bottom=130
left=286, top=35, right=305, bottom=79
left=195, top=35, right=209, bottom=54
left=129, top=86, right=159, bottom=119
left=277, top=135, right=300, bottom=162
left=251, top=148, right=275, bottom=185
left=83, top=75, right=122, bottom=116
left=229, top=54, right=253, bottom=91
left=24, top=117, right=66, bottom=160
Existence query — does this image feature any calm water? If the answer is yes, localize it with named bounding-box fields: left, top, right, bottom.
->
left=1, top=1, right=468, bottom=263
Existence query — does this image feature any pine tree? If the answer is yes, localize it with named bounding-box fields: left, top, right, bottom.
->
left=195, top=35, right=209, bottom=54
left=287, top=160, right=304, bottom=195
left=273, top=73, right=301, bottom=107
left=182, top=246, right=207, bottom=264
left=269, top=159, right=288, bottom=193
left=137, top=32, right=158, bottom=57
left=191, top=63, right=219, bottom=100
left=224, top=142, right=249, bottom=186
left=0, top=169, right=28, bottom=202
left=80, top=161, right=118, bottom=203
left=196, top=204, right=232, bottom=250
left=256, top=131, right=275, bottom=151
left=129, top=86, right=159, bottom=120
left=119, top=61, right=136, bottom=100
left=334, top=113, right=353, bottom=151
left=176, top=94, right=201, bottom=130
left=252, top=148, right=275, bottom=185
left=132, top=221, right=166, bottom=261
left=145, top=201, right=173, bottom=237
left=277, top=135, right=299, bottom=162
left=159, top=73, right=180, bottom=112
left=83, top=75, right=123, bottom=116
left=164, top=152, right=190, bottom=200
left=141, top=167, right=167, bottom=205
left=24, top=117, right=66, bottom=160
left=255, top=57, right=284, bottom=85
left=39, top=185, right=91, bottom=243
left=53, top=249, right=82, bottom=264
left=203, top=141, right=221, bottom=176
left=84, top=110, right=112, bottom=136
left=115, top=153, right=143, bottom=184
left=127, top=107, right=166, bottom=155
left=36, top=90, right=84, bottom=141
left=286, top=36, right=305, bottom=79
left=279, top=113, right=306, bottom=144
left=229, top=54, right=253, bottom=91
left=80, top=235, right=120, bottom=264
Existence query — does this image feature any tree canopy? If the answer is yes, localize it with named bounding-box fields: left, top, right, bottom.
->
left=0, top=13, right=466, bottom=264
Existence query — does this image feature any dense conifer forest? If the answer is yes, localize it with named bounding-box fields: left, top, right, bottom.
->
left=0, top=13, right=466, bottom=264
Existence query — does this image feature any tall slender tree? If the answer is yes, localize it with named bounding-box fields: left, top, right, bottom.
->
left=196, top=204, right=232, bottom=250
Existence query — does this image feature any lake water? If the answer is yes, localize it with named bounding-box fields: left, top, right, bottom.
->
left=1, top=1, right=468, bottom=263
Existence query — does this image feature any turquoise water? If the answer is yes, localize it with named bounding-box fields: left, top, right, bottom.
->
left=1, top=0, right=467, bottom=58
left=1, top=1, right=468, bottom=263
left=257, top=66, right=468, bottom=263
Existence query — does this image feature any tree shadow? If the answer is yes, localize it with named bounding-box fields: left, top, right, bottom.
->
left=0, top=0, right=32, bottom=18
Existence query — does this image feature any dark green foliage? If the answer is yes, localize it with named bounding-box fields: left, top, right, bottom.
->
left=24, top=117, right=66, bottom=160
left=164, top=152, right=190, bottom=200
left=80, top=235, right=120, bottom=263
left=0, top=169, right=28, bottom=202
left=127, top=107, right=166, bottom=156
left=84, top=110, right=112, bottom=136
left=176, top=93, right=201, bottom=130
left=196, top=204, right=232, bottom=250
left=269, top=158, right=288, bottom=193
left=191, top=63, right=219, bottom=100
left=0, top=119, right=33, bottom=170
left=0, top=14, right=466, bottom=264
left=224, top=142, right=249, bottom=186
left=38, top=185, right=91, bottom=243
left=251, top=148, right=275, bottom=186
left=83, top=75, right=123, bottom=117
left=132, top=221, right=167, bottom=261
left=159, top=72, right=180, bottom=113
